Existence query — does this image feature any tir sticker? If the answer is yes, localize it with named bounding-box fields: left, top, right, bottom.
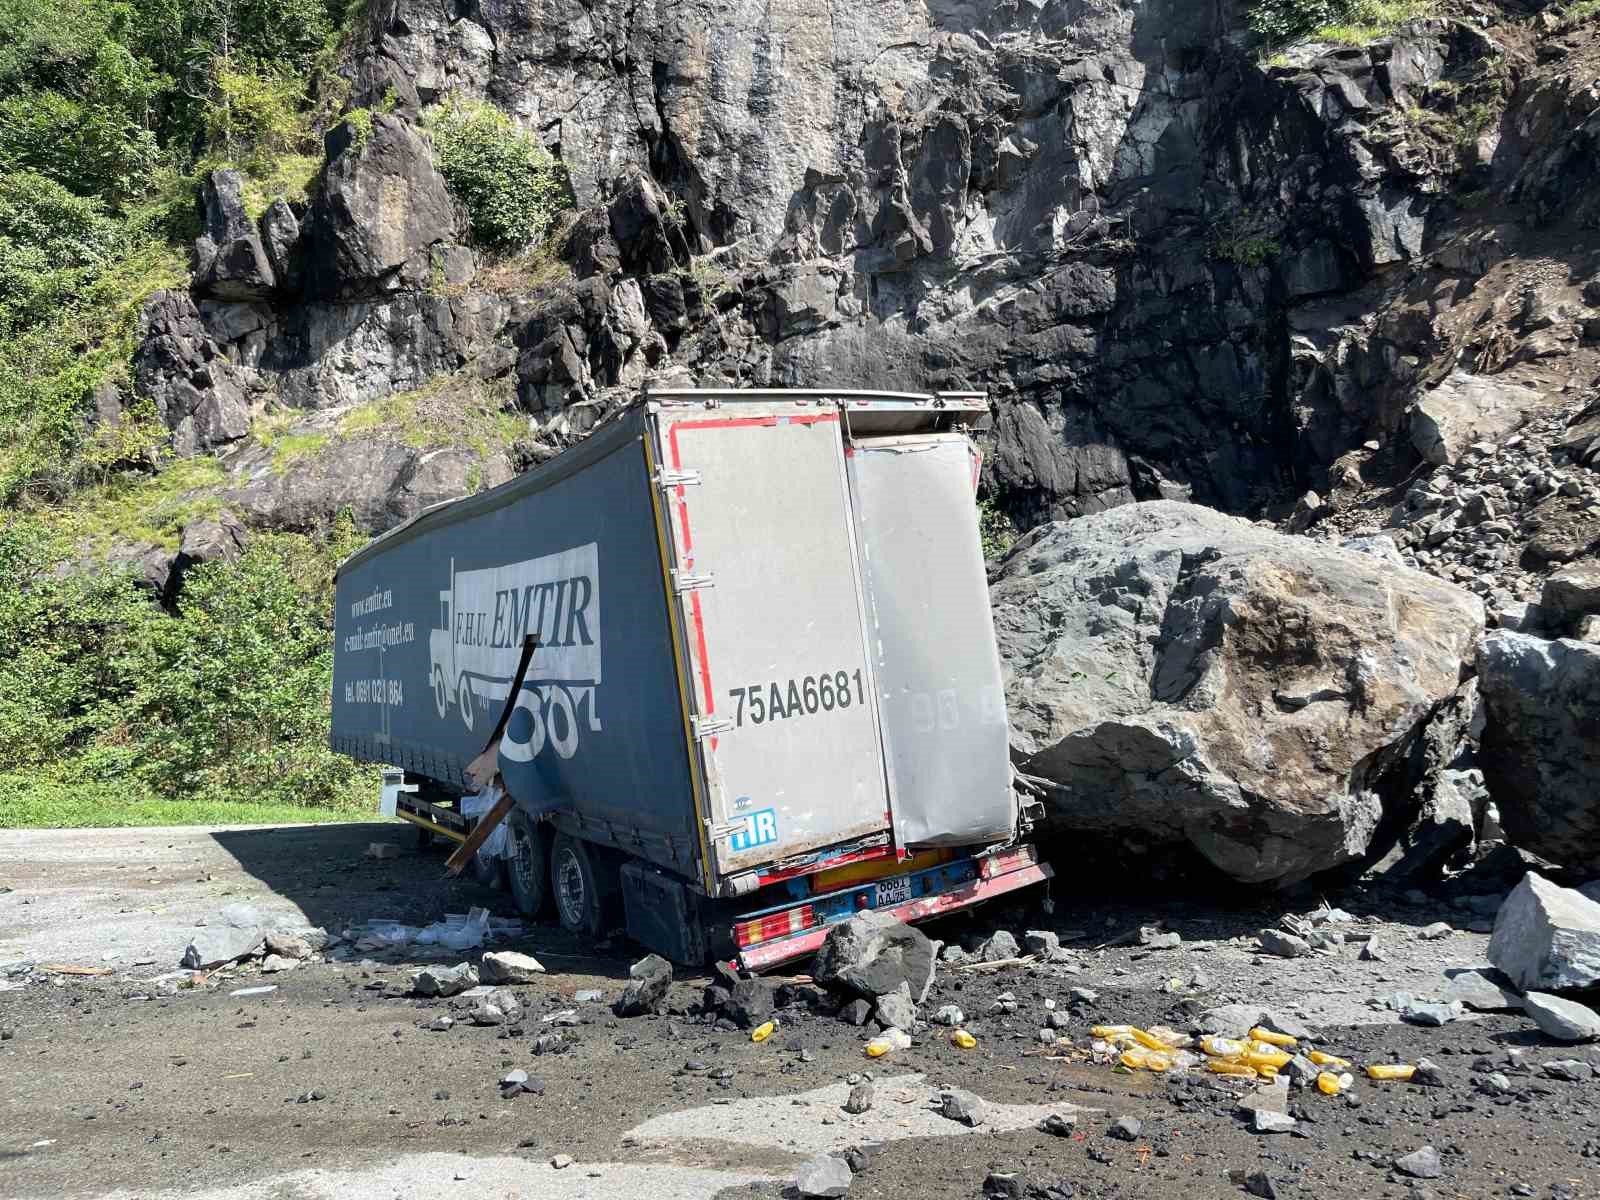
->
left=728, top=807, right=778, bottom=852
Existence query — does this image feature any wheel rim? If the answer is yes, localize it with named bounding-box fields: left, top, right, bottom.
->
left=555, top=847, right=586, bottom=929
left=510, top=822, right=536, bottom=894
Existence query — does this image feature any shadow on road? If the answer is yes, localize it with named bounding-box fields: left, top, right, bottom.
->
left=208, top=820, right=634, bottom=980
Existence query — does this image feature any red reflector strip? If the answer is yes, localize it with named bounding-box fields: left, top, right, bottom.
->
left=734, top=905, right=816, bottom=948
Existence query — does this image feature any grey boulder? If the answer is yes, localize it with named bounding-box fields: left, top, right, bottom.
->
left=812, top=911, right=935, bottom=1003
left=1442, top=967, right=1524, bottom=1012
left=994, top=502, right=1483, bottom=886
left=181, top=905, right=268, bottom=969
left=1523, top=992, right=1600, bottom=1043
left=1488, top=872, right=1600, bottom=992
left=1394, top=1146, right=1444, bottom=1180
left=412, top=963, right=478, bottom=997
left=873, top=982, right=917, bottom=1031
left=615, top=954, right=673, bottom=1016
left=479, top=951, right=547, bottom=984
left=1477, top=633, right=1600, bottom=871
left=795, top=1154, right=852, bottom=1198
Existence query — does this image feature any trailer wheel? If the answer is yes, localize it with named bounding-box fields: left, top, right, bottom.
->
left=414, top=822, right=434, bottom=850
left=551, top=833, right=614, bottom=938
left=505, top=809, right=550, bottom=918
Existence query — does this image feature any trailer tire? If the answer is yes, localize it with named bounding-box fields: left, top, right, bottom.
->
left=505, top=810, right=550, bottom=918
left=415, top=822, right=434, bottom=850
left=551, top=833, right=614, bottom=939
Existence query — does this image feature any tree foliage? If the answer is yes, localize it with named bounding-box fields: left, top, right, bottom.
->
left=424, top=95, right=571, bottom=251
left=0, top=514, right=374, bottom=810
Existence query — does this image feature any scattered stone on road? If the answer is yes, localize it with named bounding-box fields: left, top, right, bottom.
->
left=471, top=988, right=522, bottom=1026
left=1488, top=872, right=1600, bottom=992
left=1258, top=929, right=1311, bottom=958
left=1542, top=1059, right=1595, bottom=1081
left=1523, top=992, right=1600, bottom=1042
left=813, top=911, right=937, bottom=1003
left=615, top=954, right=673, bottom=1016
left=1400, top=998, right=1462, bottom=1027
left=938, top=1088, right=984, bottom=1127
left=1198, top=1004, right=1266, bottom=1037
left=931, top=1004, right=964, bottom=1026
left=842, top=1083, right=873, bottom=1115
left=259, top=954, right=297, bottom=973
left=181, top=908, right=265, bottom=969
left=411, top=963, right=477, bottom=998
left=1252, top=1109, right=1297, bottom=1134
left=1443, top=966, right=1524, bottom=1011
left=1237, top=1079, right=1290, bottom=1117
left=977, top=930, right=1021, bottom=962
left=480, top=951, right=546, bottom=983
left=365, top=842, right=400, bottom=860
left=1394, top=1146, right=1444, bottom=1180
left=874, top=982, right=917, bottom=1030
left=549, top=1154, right=572, bottom=1169
left=795, top=1153, right=852, bottom=1198
left=1419, top=922, right=1453, bottom=940
left=1038, top=1113, right=1077, bottom=1137
left=1108, top=1116, right=1143, bottom=1141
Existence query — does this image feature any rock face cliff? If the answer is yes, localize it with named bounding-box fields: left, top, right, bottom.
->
left=116, top=0, right=1600, bottom=550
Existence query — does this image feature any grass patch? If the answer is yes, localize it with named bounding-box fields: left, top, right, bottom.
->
left=1251, top=0, right=1435, bottom=46
left=1564, top=0, right=1600, bottom=22
left=38, top=456, right=228, bottom=551
left=0, top=776, right=371, bottom=828
left=338, top=374, right=526, bottom=457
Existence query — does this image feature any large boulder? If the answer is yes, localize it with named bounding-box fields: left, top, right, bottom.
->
left=1488, top=872, right=1600, bottom=993
left=993, top=502, right=1484, bottom=886
left=812, top=911, right=936, bottom=1003
left=1477, top=632, right=1600, bottom=870
left=304, top=114, right=462, bottom=298
left=1408, top=370, right=1546, bottom=466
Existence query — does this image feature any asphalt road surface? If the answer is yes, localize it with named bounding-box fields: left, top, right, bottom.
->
left=2, top=823, right=1597, bottom=1200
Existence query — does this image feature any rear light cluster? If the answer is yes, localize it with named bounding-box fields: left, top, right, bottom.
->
left=733, top=905, right=816, bottom=948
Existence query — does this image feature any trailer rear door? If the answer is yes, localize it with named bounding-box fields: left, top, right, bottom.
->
left=846, top=433, right=1015, bottom=848
left=652, top=403, right=889, bottom=876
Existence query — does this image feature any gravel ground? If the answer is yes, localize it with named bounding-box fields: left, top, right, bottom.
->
left=3, top=824, right=1598, bottom=1200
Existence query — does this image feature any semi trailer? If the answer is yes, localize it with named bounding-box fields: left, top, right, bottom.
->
left=329, top=389, right=1051, bottom=968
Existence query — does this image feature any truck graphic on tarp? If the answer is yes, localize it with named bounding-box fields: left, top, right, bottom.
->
left=429, top=543, right=602, bottom=760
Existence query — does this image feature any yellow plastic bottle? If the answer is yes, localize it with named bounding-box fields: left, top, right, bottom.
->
left=865, top=1036, right=893, bottom=1058
left=951, top=1029, right=977, bottom=1049
left=1308, top=1050, right=1351, bottom=1069
left=1199, top=1036, right=1248, bottom=1058
left=1242, top=1048, right=1292, bottom=1070
left=1129, top=1028, right=1171, bottom=1052
left=1249, top=1027, right=1297, bottom=1049
left=1091, top=1025, right=1135, bottom=1039
left=1207, top=1059, right=1257, bottom=1077
left=1119, top=1047, right=1173, bottom=1072
left=750, top=1021, right=776, bottom=1042
left=1365, top=1063, right=1415, bottom=1081
left=1316, top=1071, right=1353, bottom=1095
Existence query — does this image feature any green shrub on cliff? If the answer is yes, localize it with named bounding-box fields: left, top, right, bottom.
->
left=424, top=95, right=571, bottom=251
left=1250, top=0, right=1434, bottom=45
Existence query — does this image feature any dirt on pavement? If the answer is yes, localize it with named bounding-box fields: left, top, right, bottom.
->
left=2, top=822, right=1598, bottom=1200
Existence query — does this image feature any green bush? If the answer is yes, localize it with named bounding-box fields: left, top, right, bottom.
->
left=1250, top=0, right=1434, bottom=45
left=424, top=95, right=570, bottom=251
left=0, top=513, right=376, bottom=813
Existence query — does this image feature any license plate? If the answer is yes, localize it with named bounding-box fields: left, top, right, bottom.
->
left=874, top=876, right=913, bottom=907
